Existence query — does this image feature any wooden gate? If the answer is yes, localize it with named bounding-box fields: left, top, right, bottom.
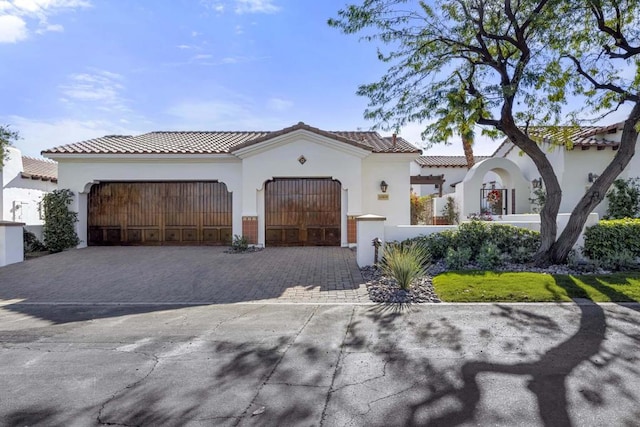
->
left=88, top=181, right=232, bottom=245
left=265, top=178, right=341, bottom=246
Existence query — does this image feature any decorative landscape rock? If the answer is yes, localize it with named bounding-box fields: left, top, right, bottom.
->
left=361, top=266, right=441, bottom=303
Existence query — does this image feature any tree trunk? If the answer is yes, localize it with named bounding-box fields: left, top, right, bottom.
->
left=548, top=104, right=640, bottom=263
left=462, top=135, right=475, bottom=169
left=500, top=117, right=562, bottom=265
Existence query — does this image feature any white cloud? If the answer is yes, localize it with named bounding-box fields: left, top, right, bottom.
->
left=0, top=0, right=90, bottom=43
left=35, top=22, right=62, bottom=33
left=5, top=115, right=147, bottom=157
left=192, top=53, right=213, bottom=61
left=201, top=0, right=279, bottom=15
left=59, top=69, right=130, bottom=113
left=0, top=14, right=27, bottom=42
left=267, top=97, right=292, bottom=112
left=234, top=0, right=279, bottom=14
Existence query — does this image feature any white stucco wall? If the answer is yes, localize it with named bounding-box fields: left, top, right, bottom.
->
left=2, top=147, right=57, bottom=226
left=0, top=221, right=24, bottom=267
left=362, top=153, right=417, bottom=226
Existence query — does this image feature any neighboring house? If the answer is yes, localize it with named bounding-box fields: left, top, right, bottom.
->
left=493, top=123, right=639, bottom=217
left=411, top=155, right=491, bottom=197
left=1, top=146, right=58, bottom=226
left=42, top=122, right=421, bottom=248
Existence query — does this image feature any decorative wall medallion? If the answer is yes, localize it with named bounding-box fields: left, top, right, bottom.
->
left=298, top=155, right=307, bottom=165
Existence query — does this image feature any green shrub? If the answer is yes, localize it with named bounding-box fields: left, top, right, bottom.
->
left=477, top=242, right=504, bottom=270
left=230, top=234, right=249, bottom=252
left=508, top=246, right=534, bottom=264
left=598, top=249, right=638, bottom=271
left=445, top=246, right=472, bottom=270
left=380, top=243, right=429, bottom=290
left=442, top=196, right=460, bottom=225
left=42, top=189, right=80, bottom=253
left=605, top=178, right=640, bottom=219
left=23, top=228, right=47, bottom=254
left=583, top=218, right=640, bottom=261
left=403, top=222, right=540, bottom=266
left=452, top=221, right=489, bottom=255
left=486, top=224, right=540, bottom=262
left=408, top=230, right=456, bottom=261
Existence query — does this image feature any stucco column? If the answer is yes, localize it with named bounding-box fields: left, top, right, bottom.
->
left=356, top=214, right=386, bottom=267
left=0, top=221, right=25, bottom=266
left=76, top=191, right=88, bottom=248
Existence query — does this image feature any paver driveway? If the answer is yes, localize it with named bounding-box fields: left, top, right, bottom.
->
left=0, top=246, right=369, bottom=304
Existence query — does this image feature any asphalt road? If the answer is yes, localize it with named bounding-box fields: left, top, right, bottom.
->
left=1, top=301, right=639, bottom=426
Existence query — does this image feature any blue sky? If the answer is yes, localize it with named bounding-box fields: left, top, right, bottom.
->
left=1, top=0, right=506, bottom=158
left=4, top=0, right=628, bottom=159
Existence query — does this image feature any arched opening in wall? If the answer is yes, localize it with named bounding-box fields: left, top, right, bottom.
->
left=479, top=168, right=513, bottom=215
left=265, top=178, right=341, bottom=246
left=88, top=181, right=232, bottom=245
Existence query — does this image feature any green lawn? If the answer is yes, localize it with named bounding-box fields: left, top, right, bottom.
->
left=432, top=271, right=640, bottom=302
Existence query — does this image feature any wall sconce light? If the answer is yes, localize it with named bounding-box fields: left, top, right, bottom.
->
left=380, top=180, right=388, bottom=193
left=588, top=172, right=599, bottom=183
left=531, top=178, right=542, bottom=189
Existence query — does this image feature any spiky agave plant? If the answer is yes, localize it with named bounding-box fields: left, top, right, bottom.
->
left=379, top=243, right=430, bottom=290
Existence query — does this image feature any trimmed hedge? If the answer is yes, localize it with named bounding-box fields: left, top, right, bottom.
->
left=405, top=221, right=541, bottom=264
left=583, top=218, right=640, bottom=260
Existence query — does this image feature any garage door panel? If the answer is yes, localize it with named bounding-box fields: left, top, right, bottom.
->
left=88, top=182, right=231, bottom=246
left=265, top=178, right=340, bottom=246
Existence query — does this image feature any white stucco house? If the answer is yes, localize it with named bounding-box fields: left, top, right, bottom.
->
left=491, top=123, right=639, bottom=218
left=1, top=146, right=58, bottom=226
left=42, top=122, right=421, bottom=248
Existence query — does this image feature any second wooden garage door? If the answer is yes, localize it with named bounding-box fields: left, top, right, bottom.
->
left=265, top=178, right=341, bottom=246
left=88, top=181, right=232, bottom=245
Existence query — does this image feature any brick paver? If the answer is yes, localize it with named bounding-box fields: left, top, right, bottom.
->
left=0, top=246, right=370, bottom=304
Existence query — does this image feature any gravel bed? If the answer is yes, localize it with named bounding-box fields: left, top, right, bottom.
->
left=361, top=266, right=441, bottom=304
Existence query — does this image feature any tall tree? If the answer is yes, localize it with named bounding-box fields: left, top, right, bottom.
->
left=329, top=0, right=640, bottom=264
left=428, top=87, right=500, bottom=169
left=0, top=125, right=20, bottom=168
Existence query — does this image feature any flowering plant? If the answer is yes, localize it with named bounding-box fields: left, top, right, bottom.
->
left=467, top=211, right=493, bottom=221
left=486, top=189, right=502, bottom=204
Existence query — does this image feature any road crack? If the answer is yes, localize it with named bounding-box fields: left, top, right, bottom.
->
left=320, top=305, right=355, bottom=426
left=96, top=350, right=159, bottom=427
left=233, top=305, right=320, bottom=426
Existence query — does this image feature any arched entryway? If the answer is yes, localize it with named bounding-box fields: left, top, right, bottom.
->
left=457, top=158, right=530, bottom=217
left=264, top=178, right=341, bottom=246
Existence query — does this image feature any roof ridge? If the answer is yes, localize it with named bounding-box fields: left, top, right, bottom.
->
left=146, top=130, right=270, bottom=134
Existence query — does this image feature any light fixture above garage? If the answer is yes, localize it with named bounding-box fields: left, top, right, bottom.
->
left=380, top=180, right=388, bottom=193
left=298, top=155, right=307, bottom=165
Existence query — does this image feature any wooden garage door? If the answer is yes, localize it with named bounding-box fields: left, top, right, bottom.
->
left=265, top=178, right=341, bottom=246
left=88, top=182, right=232, bottom=246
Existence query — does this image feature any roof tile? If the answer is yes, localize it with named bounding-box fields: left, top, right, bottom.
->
left=416, top=155, right=490, bottom=167
left=42, top=122, right=421, bottom=155
left=21, top=156, right=58, bottom=181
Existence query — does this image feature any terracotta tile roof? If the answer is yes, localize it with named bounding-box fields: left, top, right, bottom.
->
left=492, top=123, right=623, bottom=157
left=42, top=122, right=421, bottom=155
left=415, top=155, right=490, bottom=167
left=21, top=156, right=58, bottom=182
